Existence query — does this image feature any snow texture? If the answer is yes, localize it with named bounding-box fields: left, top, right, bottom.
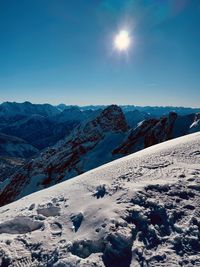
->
left=0, top=132, right=199, bottom=266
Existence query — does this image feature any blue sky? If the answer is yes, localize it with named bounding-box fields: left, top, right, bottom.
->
left=0, top=0, right=199, bottom=107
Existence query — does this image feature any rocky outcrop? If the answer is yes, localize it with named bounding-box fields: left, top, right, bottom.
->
left=0, top=105, right=128, bottom=206
left=113, top=112, right=178, bottom=155
left=0, top=108, right=199, bottom=207
left=189, top=113, right=200, bottom=133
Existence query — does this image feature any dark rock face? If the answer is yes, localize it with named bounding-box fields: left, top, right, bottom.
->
left=96, top=105, right=129, bottom=133
left=113, top=112, right=178, bottom=155
left=71, top=212, right=84, bottom=232
left=145, top=111, right=178, bottom=147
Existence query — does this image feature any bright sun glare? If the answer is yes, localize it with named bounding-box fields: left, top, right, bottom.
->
left=114, top=30, right=131, bottom=51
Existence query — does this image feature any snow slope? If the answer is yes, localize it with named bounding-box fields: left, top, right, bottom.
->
left=0, top=132, right=199, bottom=266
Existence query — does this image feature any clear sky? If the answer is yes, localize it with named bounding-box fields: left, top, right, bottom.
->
left=0, top=0, right=199, bottom=107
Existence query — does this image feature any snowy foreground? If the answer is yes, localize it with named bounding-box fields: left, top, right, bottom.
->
left=0, top=133, right=200, bottom=267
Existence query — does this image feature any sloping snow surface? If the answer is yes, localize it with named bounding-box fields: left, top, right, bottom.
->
left=0, top=132, right=199, bottom=266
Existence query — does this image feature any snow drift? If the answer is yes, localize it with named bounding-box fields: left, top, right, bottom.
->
left=0, top=132, right=199, bottom=266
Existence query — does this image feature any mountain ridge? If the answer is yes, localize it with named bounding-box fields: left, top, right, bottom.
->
left=0, top=105, right=199, bottom=206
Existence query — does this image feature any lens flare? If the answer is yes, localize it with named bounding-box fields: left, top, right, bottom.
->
left=114, top=30, right=131, bottom=51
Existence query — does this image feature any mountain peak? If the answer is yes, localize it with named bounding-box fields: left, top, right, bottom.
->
left=95, top=105, right=129, bottom=133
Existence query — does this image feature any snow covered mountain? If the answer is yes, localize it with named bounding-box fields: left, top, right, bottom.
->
left=0, top=105, right=128, bottom=204
left=121, top=105, right=200, bottom=117
left=0, top=107, right=86, bottom=150
left=124, top=109, right=151, bottom=128
left=0, top=132, right=199, bottom=266
left=80, top=105, right=200, bottom=117
left=113, top=112, right=200, bottom=155
left=53, top=106, right=85, bottom=123
left=0, top=101, right=60, bottom=119
left=1, top=106, right=200, bottom=206
left=189, top=113, right=200, bottom=133
left=0, top=133, right=38, bottom=189
left=0, top=102, right=199, bottom=152
left=0, top=133, right=38, bottom=158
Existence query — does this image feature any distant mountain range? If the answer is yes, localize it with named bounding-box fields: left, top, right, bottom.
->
left=1, top=101, right=200, bottom=117
left=0, top=102, right=199, bottom=206
left=0, top=101, right=199, bottom=150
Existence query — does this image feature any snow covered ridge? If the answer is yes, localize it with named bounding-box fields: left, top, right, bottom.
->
left=0, top=132, right=199, bottom=266
left=0, top=106, right=200, bottom=207
left=0, top=102, right=199, bottom=153
left=0, top=105, right=129, bottom=205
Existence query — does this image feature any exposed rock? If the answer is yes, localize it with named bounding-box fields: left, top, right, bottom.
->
left=113, top=112, right=178, bottom=155
left=71, top=212, right=84, bottom=232
left=0, top=105, right=128, bottom=206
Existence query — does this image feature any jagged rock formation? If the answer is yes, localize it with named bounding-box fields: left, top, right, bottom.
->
left=1, top=106, right=200, bottom=207
left=0, top=105, right=128, bottom=205
left=113, top=112, right=178, bottom=155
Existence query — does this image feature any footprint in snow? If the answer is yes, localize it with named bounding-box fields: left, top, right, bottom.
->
left=50, top=221, right=62, bottom=236
left=36, top=203, right=60, bottom=217
left=0, top=216, right=44, bottom=234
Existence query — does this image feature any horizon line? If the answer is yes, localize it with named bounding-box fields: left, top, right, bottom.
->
left=0, top=100, right=200, bottom=109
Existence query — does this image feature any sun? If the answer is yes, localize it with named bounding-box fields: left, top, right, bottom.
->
left=114, top=30, right=131, bottom=51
